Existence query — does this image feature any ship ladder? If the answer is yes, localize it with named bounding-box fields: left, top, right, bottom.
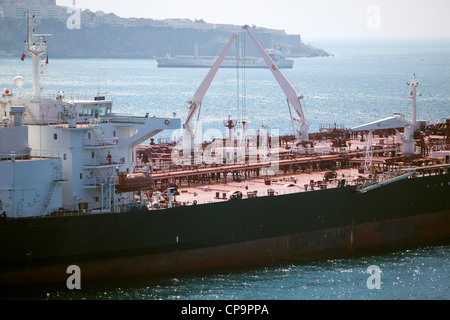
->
left=40, top=181, right=57, bottom=215
left=24, top=104, right=39, bottom=125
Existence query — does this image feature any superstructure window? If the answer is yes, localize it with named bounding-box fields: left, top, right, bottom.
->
left=78, top=105, right=85, bottom=117
left=53, top=133, right=57, bottom=140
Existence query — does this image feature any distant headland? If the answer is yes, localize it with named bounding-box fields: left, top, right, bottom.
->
left=0, top=0, right=332, bottom=59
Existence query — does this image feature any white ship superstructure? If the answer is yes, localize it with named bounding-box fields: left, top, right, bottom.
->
left=0, top=12, right=180, bottom=218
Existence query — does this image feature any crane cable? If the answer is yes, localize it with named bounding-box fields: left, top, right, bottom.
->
left=241, top=31, right=247, bottom=124
left=236, top=35, right=240, bottom=123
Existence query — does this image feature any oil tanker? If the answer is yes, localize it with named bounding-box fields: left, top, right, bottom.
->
left=0, top=17, right=449, bottom=287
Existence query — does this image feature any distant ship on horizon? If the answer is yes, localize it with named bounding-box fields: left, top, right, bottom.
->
left=154, top=44, right=294, bottom=68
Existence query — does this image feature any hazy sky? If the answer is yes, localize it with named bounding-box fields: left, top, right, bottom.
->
left=57, top=0, right=450, bottom=41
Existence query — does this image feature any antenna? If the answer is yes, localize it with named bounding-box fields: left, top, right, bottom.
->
left=407, top=74, right=420, bottom=130
left=223, top=115, right=237, bottom=142
left=24, top=11, right=50, bottom=99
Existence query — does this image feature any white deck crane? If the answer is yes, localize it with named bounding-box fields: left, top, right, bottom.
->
left=351, top=74, right=421, bottom=173
left=182, top=33, right=239, bottom=156
left=242, top=25, right=309, bottom=143
left=351, top=114, right=414, bottom=173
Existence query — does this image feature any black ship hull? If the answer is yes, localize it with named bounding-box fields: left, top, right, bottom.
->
left=1, top=172, right=449, bottom=286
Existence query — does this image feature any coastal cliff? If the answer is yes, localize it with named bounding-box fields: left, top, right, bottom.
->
left=0, top=12, right=331, bottom=59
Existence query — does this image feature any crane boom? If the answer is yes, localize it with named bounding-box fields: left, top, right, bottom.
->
left=182, top=33, right=238, bottom=160
left=184, top=33, right=239, bottom=127
left=242, top=25, right=309, bottom=142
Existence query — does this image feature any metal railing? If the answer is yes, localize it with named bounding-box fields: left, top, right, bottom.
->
left=83, top=156, right=125, bottom=167
left=31, top=150, right=62, bottom=159
left=83, top=175, right=118, bottom=187
left=83, top=137, right=119, bottom=147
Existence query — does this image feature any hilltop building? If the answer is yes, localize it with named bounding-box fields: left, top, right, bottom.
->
left=0, top=0, right=65, bottom=19
left=0, top=0, right=289, bottom=36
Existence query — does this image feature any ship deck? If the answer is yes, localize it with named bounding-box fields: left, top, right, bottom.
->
left=135, top=132, right=449, bottom=210
left=145, top=162, right=449, bottom=210
left=171, top=168, right=359, bottom=207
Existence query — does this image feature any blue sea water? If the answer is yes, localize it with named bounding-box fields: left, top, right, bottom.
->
left=2, top=38, right=449, bottom=138
left=0, top=38, right=449, bottom=301
left=50, top=246, right=450, bottom=300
